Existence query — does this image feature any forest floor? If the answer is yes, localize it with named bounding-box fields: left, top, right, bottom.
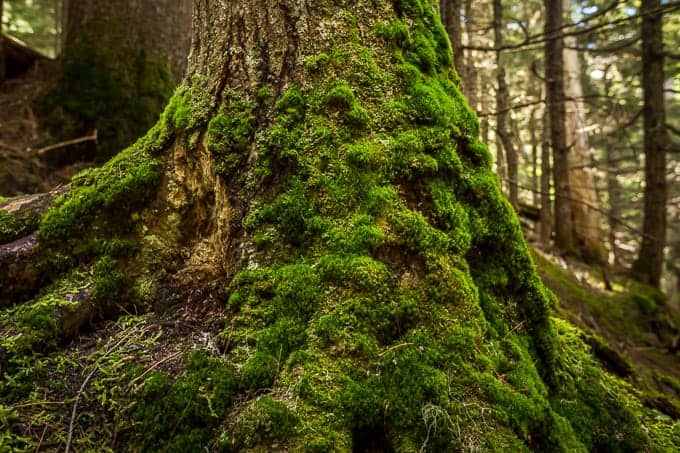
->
left=0, top=61, right=92, bottom=198
left=532, top=247, right=680, bottom=416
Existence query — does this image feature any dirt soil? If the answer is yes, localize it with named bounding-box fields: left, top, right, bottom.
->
left=0, top=60, right=92, bottom=197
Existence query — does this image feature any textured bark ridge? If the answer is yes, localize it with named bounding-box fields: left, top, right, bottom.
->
left=0, top=1, right=676, bottom=451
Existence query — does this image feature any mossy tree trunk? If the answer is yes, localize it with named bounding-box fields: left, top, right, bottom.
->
left=0, top=0, right=674, bottom=451
left=38, top=0, right=192, bottom=159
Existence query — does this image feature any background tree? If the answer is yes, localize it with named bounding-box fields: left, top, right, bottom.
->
left=0, top=0, right=4, bottom=82
left=562, top=0, right=606, bottom=264
left=632, top=0, right=669, bottom=288
left=493, top=0, right=518, bottom=208
left=37, top=0, right=192, bottom=159
left=544, top=0, right=574, bottom=253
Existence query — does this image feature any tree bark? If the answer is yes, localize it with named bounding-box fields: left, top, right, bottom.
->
left=632, top=0, right=668, bottom=287
left=530, top=107, right=539, bottom=208
left=562, top=0, right=606, bottom=264
left=440, top=0, right=464, bottom=75
left=606, top=141, right=621, bottom=266
left=540, top=105, right=553, bottom=247
left=0, top=0, right=4, bottom=83
left=544, top=0, right=574, bottom=253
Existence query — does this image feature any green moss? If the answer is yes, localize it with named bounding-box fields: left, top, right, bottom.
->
left=132, top=351, right=238, bottom=452
left=0, top=210, right=18, bottom=243
left=38, top=137, right=163, bottom=242
left=326, top=81, right=357, bottom=109
left=374, top=19, right=410, bottom=48
left=632, top=293, right=658, bottom=315
left=551, top=319, right=654, bottom=451
left=207, top=102, right=256, bottom=176
left=240, top=351, right=278, bottom=391
left=230, top=396, right=298, bottom=449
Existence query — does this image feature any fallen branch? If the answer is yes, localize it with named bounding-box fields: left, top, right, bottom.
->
left=501, top=178, right=654, bottom=240
left=35, top=130, right=98, bottom=156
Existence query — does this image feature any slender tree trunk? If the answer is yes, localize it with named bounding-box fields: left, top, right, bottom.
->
left=544, top=0, right=574, bottom=252
left=606, top=141, right=621, bottom=266
left=463, top=0, right=481, bottom=112
left=0, top=0, right=4, bottom=83
left=562, top=1, right=606, bottom=264
left=541, top=106, right=553, bottom=247
left=440, top=0, right=464, bottom=75
left=632, top=0, right=668, bottom=287
left=530, top=107, right=540, bottom=208
left=493, top=0, right=518, bottom=208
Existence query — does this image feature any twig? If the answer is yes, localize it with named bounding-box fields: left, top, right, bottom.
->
left=64, top=367, right=99, bottom=453
left=379, top=342, right=414, bottom=357
left=505, top=321, right=526, bottom=337
left=0, top=141, right=22, bottom=153
left=35, top=423, right=48, bottom=453
left=35, top=130, right=98, bottom=156
left=128, top=350, right=183, bottom=388
left=64, top=327, right=137, bottom=453
left=11, top=400, right=68, bottom=409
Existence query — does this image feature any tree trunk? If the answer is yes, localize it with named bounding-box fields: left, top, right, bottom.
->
left=42, top=0, right=193, bottom=159
left=0, top=1, right=660, bottom=450
left=606, top=144, right=621, bottom=267
left=493, top=0, right=518, bottom=208
left=530, top=107, right=539, bottom=208
left=540, top=105, right=553, bottom=247
left=544, top=0, right=574, bottom=253
left=562, top=2, right=606, bottom=264
left=632, top=0, right=668, bottom=287
left=0, top=0, right=4, bottom=83
left=64, top=0, right=192, bottom=78
left=440, top=0, right=464, bottom=76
